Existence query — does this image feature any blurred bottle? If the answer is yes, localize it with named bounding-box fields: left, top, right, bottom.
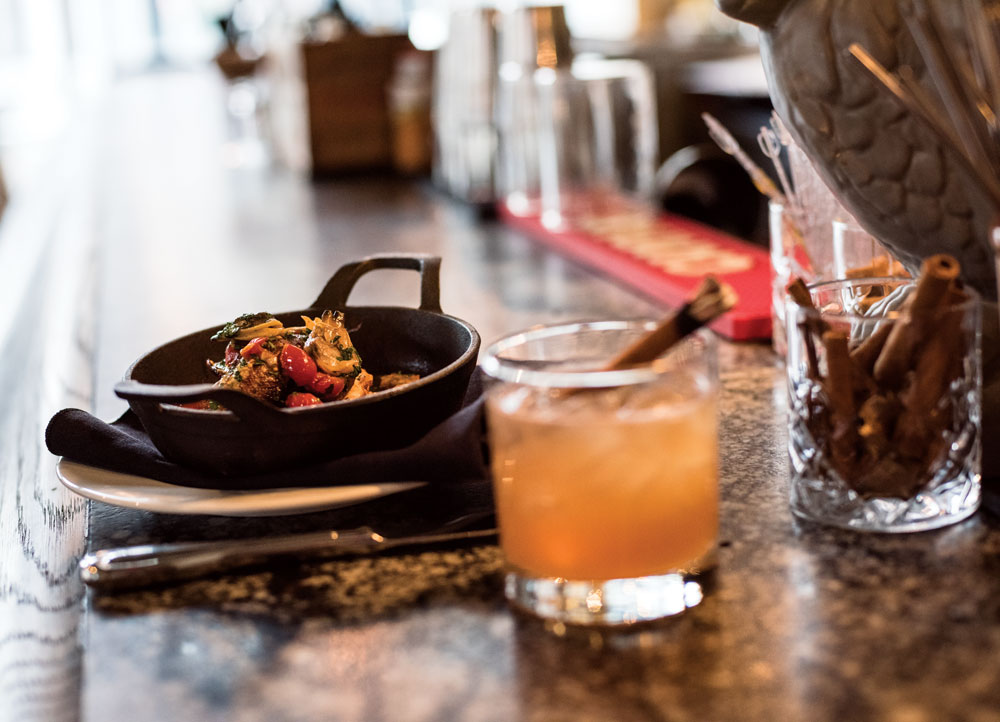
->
left=495, top=5, right=574, bottom=217
left=389, top=51, right=433, bottom=175
left=495, top=6, right=658, bottom=229
left=431, top=7, right=499, bottom=206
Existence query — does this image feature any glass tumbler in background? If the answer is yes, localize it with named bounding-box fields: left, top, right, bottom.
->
left=482, top=322, right=719, bottom=626
left=496, top=57, right=657, bottom=228
left=832, top=219, right=907, bottom=280
left=495, top=63, right=545, bottom=217
left=769, top=201, right=813, bottom=356
left=785, top=277, right=982, bottom=532
left=770, top=202, right=909, bottom=356
left=537, top=58, right=658, bottom=230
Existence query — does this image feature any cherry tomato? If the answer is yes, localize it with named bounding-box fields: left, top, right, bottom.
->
left=308, top=372, right=346, bottom=400
left=240, top=337, right=267, bottom=358
left=285, top=391, right=322, bottom=408
left=280, top=344, right=318, bottom=386
left=224, top=341, right=239, bottom=365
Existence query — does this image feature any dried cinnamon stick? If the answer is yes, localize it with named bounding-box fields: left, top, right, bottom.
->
left=894, top=304, right=965, bottom=459
left=604, top=276, right=736, bottom=370
left=905, top=307, right=964, bottom=411
left=844, top=256, right=910, bottom=280
left=787, top=278, right=822, bottom=380
left=796, top=254, right=970, bottom=499
left=786, top=278, right=814, bottom=308
left=857, top=394, right=898, bottom=459
left=850, top=323, right=892, bottom=374
left=822, top=331, right=859, bottom=473
left=872, top=254, right=960, bottom=387
left=822, top=331, right=857, bottom=418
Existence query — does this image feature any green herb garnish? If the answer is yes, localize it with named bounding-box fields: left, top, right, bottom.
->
left=211, top=312, right=275, bottom=341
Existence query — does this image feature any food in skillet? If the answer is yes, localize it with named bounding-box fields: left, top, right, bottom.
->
left=184, top=311, right=419, bottom=409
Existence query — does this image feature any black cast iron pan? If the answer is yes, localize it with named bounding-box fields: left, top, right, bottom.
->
left=114, top=254, right=480, bottom=476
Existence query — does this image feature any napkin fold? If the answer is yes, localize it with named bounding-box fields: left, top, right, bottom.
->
left=45, top=372, right=490, bottom=491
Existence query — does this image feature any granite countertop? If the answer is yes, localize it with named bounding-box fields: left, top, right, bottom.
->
left=80, top=342, right=1000, bottom=722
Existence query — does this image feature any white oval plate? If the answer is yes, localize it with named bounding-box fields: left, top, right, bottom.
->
left=56, top=459, right=425, bottom=517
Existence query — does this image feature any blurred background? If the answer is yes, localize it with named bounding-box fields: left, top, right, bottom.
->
left=0, top=0, right=774, bottom=244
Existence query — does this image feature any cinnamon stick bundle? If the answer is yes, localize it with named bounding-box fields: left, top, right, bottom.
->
left=787, top=255, right=973, bottom=498
left=786, top=278, right=822, bottom=380
left=872, top=254, right=959, bottom=387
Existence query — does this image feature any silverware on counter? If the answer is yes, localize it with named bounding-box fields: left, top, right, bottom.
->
left=79, top=512, right=497, bottom=592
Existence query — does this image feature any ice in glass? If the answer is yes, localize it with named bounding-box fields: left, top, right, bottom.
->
left=482, top=321, right=718, bottom=625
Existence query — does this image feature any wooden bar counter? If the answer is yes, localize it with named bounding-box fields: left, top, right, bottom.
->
left=2, top=71, right=1000, bottom=722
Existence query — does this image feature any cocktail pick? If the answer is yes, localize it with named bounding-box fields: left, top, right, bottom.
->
left=604, top=276, right=737, bottom=370
left=758, top=125, right=800, bottom=216
left=702, top=112, right=785, bottom=205
left=770, top=111, right=793, bottom=147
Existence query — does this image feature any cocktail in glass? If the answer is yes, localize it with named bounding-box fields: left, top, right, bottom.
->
left=482, top=321, right=718, bottom=625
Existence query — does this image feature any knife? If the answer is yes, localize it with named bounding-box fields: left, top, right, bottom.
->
left=79, top=514, right=497, bottom=592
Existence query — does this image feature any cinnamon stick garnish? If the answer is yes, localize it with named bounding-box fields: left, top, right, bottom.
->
left=786, top=278, right=822, bottom=380
left=894, top=304, right=965, bottom=459
left=822, top=331, right=856, bottom=418
left=554, top=277, right=736, bottom=398
left=786, top=278, right=813, bottom=308
left=794, top=254, right=972, bottom=499
left=872, top=254, right=960, bottom=387
left=850, top=323, right=892, bottom=374
left=844, top=256, right=910, bottom=280
left=857, top=394, right=898, bottom=459
left=822, top=331, right=859, bottom=472
left=604, top=276, right=737, bottom=370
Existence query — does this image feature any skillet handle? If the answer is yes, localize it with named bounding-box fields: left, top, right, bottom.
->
left=311, top=254, right=443, bottom=313
left=114, top=382, right=286, bottom=421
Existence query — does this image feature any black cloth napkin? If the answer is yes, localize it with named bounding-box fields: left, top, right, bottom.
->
left=46, top=371, right=490, bottom=491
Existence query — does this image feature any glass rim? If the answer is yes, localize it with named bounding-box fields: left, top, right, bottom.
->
left=789, top=275, right=981, bottom=323
left=481, top=320, right=713, bottom=389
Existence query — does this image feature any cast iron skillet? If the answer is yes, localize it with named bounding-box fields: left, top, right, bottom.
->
left=114, top=254, right=480, bottom=476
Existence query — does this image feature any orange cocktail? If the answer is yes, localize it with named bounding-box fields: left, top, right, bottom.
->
left=482, top=321, right=719, bottom=625
left=489, top=391, right=717, bottom=581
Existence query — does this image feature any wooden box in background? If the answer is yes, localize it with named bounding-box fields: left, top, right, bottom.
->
left=301, top=33, right=414, bottom=175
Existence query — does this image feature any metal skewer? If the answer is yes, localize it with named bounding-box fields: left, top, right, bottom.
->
left=702, top=112, right=785, bottom=205
left=758, top=125, right=800, bottom=216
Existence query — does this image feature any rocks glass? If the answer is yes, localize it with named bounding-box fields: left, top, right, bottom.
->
left=785, top=276, right=982, bottom=532
left=481, top=321, right=718, bottom=625
left=496, top=57, right=657, bottom=229
left=769, top=201, right=811, bottom=356
left=770, top=201, right=906, bottom=357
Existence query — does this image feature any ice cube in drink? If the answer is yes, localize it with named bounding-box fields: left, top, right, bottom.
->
left=487, top=385, right=718, bottom=581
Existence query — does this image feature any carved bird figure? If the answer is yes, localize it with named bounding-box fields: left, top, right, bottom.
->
left=716, top=0, right=998, bottom=299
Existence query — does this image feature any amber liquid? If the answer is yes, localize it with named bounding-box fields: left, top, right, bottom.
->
left=487, top=388, right=718, bottom=581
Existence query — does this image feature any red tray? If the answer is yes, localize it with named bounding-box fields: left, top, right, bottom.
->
left=498, top=200, right=772, bottom=341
